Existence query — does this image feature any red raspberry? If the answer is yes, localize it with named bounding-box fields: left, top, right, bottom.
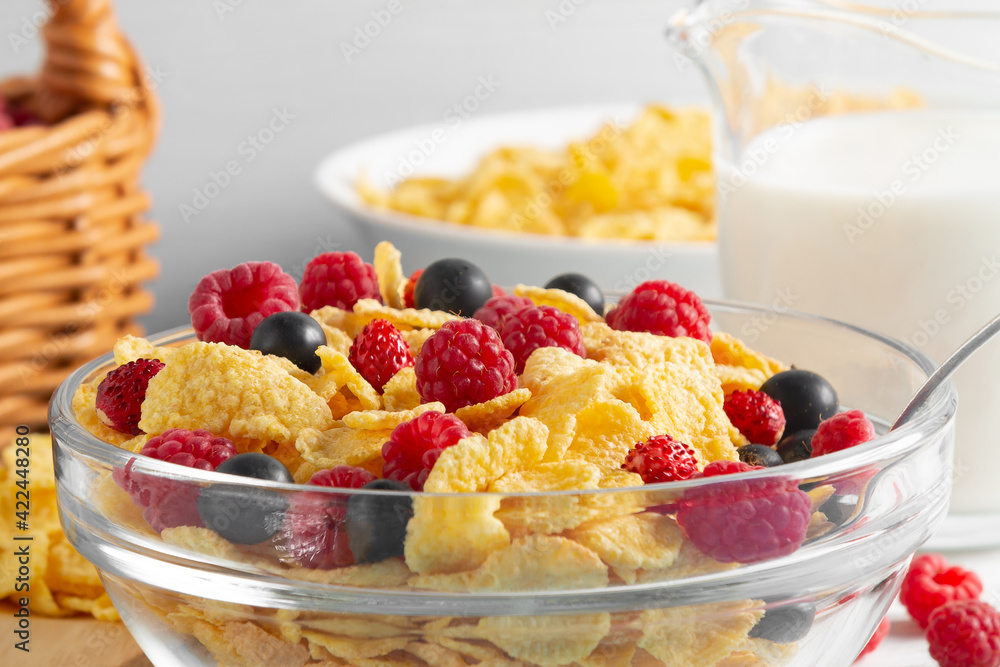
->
left=724, top=390, right=786, bottom=446
left=95, top=358, right=165, bottom=435
left=491, top=284, right=506, bottom=297
left=473, top=294, right=534, bottom=331
left=114, top=428, right=237, bottom=533
left=498, top=305, right=586, bottom=373
left=348, top=319, right=414, bottom=392
left=621, top=435, right=699, bottom=484
left=926, top=600, right=1000, bottom=667
left=900, top=553, right=983, bottom=629
left=676, top=460, right=812, bottom=563
left=402, top=269, right=423, bottom=309
left=282, top=466, right=375, bottom=569
left=855, top=616, right=890, bottom=661
left=299, top=251, right=381, bottom=313
left=414, top=319, right=517, bottom=412
left=606, top=280, right=712, bottom=344
left=810, top=410, right=876, bottom=457
left=382, top=411, right=471, bottom=491
left=188, top=261, right=299, bottom=349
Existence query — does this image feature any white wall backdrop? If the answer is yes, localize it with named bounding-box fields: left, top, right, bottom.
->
left=1, top=0, right=706, bottom=331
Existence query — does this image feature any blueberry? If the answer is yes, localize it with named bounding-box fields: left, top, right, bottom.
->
left=819, top=494, right=860, bottom=526
left=776, top=429, right=816, bottom=463
left=737, top=444, right=784, bottom=467
left=759, top=370, right=838, bottom=433
left=197, top=453, right=294, bottom=545
left=749, top=601, right=816, bottom=643
left=545, top=273, right=605, bottom=316
left=413, top=258, right=493, bottom=317
left=249, top=311, right=326, bottom=374
left=345, top=479, right=413, bottom=563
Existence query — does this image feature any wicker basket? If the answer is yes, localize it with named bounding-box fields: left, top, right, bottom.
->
left=0, top=0, right=159, bottom=436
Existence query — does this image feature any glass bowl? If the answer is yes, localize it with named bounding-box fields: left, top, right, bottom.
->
left=49, top=302, right=955, bottom=667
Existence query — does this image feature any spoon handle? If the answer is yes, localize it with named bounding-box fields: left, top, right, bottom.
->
left=891, top=312, right=1000, bottom=430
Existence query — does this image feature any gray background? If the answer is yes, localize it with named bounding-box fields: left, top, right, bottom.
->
left=1, top=0, right=705, bottom=332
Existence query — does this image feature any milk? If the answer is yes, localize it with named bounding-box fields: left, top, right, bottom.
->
left=720, top=109, right=1000, bottom=514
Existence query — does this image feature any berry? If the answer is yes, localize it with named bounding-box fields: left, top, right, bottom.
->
left=249, top=311, right=326, bottom=374
left=749, top=601, right=816, bottom=644
left=299, top=251, right=381, bottom=313
left=900, top=553, right=983, bottom=629
left=346, top=479, right=413, bottom=564
left=724, top=389, right=786, bottom=446
left=413, top=258, right=493, bottom=317
left=621, top=435, right=699, bottom=484
left=498, top=305, right=585, bottom=373
left=856, top=616, right=890, bottom=661
left=606, top=280, right=711, bottom=344
left=926, top=600, right=1000, bottom=667
left=473, top=294, right=534, bottom=331
left=491, top=284, right=506, bottom=297
left=737, top=444, right=784, bottom=467
left=189, top=261, right=299, bottom=349
left=676, top=460, right=812, bottom=563
left=759, top=370, right=838, bottom=434
left=382, top=411, right=471, bottom=491
left=776, top=429, right=816, bottom=463
left=282, top=466, right=375, bottom=569
left=197, top=453, right=293, bottom=544
left=348, top=319, right=414, bottom=392
left=545, top=272, right=605, bottom=316
left=402, top=269, right=423, bottom=308
left=95, top=358, right=165, bottom=435
left=414, top=319, right=517, bottom=412
left=810, top=409, right=876, bottom=457
left=115, top=429, right=237, bottom=533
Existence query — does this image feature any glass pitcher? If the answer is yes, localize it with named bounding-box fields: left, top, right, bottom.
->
left=667, top=0, right=1000, bottom=548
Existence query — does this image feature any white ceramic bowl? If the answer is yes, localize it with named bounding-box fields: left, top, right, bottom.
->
left=314, top=103, right=721, bottom=296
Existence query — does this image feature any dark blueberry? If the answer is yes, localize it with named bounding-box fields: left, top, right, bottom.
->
left=413, top=258, right=493, bottom=317
left=345, top=479, right=413, bottom=564
left=759, top=370, right=838, bottom=433
left=776, top=429, right=816, bottom=463
left=819, top=494, right=860, bottom=526
left=197, top=453, right=294, bottom=545
left=545, top=273, right=605, bottom=316
left=249, top=311, right=326, bottom=374
left=749, top=601, right=816, bottom=643
left=737, top=444, right=784, bottom=467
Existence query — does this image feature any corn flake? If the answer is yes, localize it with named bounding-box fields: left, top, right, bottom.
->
left=479, top=613, right=611, bottom=667
left=514, top=284, right=604, bottom=322
left=295, top=426, right=392, bottom=472
left=404, top=495, right=509, bottom=575
left=382, top=367, right=422, bottom=412
left=342, top=403, right=444, bottom=431
left=353, top=299, right=461, bottom=331
left=637, top=601, right=762, bottom=667
left=711, top=332, right=786, bottom=377
left=113, top=334, right=175, bottom=365
left=374, top=241, right=406, bottom=309
left=454, top=388, right=532, bottom=435
left=566, top=514, right=683, bottom=584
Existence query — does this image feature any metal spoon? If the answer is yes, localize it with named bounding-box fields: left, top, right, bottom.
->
left=891, top=312, right=1000, bottom=430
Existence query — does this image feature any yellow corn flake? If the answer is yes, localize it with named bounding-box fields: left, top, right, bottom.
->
left=711, top=332, right=787, bottom=378
left=400, top=328, right=435, bottom=357
left=521, top=345, right=597, bottom=395
left=566, top=514, right=683, bottom=584
left=716, top=364, right=769, bottom=395
left=404, top=495, right=510, bottom=575
left=300, top=616, right=418, bottom=639
left=637, top=540, right=738, bottom=583
left=637, top=601, right=762, bottom=667
left=139, top=341, right=334, bottom=446
left=489, top=460, right=602, bottom=536
left=578, top=206, right=714, bottom=242
left=382, top=367, right=422, bottom=412
left=579, top=637, right=637, bottom=667
left=427, top=637, right=511, bottom=663
left=597, top=468, right=643, bottom=489
left=160, top=526, right=250, bottom=562
left=342, top=403, right=444, bottom=431
left=192, top=620, right=311, bottom=667
left=273, top=558, right=413, bottom=588
left=564, top=398, right=656, bottom=469
left=295, top=426, right=392, bottom=471
left=311, top=305, right=367, bottom=339
left=353, top=298, right=461, bottom=331
left=807, top=484, right=836, bottom=511
left=302, top=631, right=411, bottom=660
left=719, top=637, right=798, bottom=667
left=113, top=334, right=174, bottom=365
left=454, top=387, right=533, bottom=435
left=374, top=241, right=406, bottom=309
left=479, top=613, right=611, bottom=667
left=582, top=322, right=711, bottom=369
left=323, top=325, right=355, bottom=358
left=489, top=460, right=602, bottom=494
left=807, top=511, right=836, bottom=541
left=513, top=284, right=604, bottom=322
left=309, top=346, right=381, bottom=411
left=404, top=641, right=468, bottom=667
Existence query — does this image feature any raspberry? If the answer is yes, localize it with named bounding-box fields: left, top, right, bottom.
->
left=621, top=435, right=699, bottom=484
left=926, top=600, right=1000, bottom=667
left=676, top=460, right=812, bottom=563
left=724, top=389, right=786, bottom=446
left=414, top=319, right=517, bottom=412
left=114, top=428, right=237, bottom=533
left=95, top=358, right=165, bottom=435
left=299, top=251, right=381, bottom=312
left=900, top=553, right=983, bottom=629
left=498, top=305, right=586, bottom=373
left=605, top=280, right=712, bottom=344
left=855, top=616, right=890, bottom=661
left=473, top=294, right=534, bottom=331
left=348, top=319, right=414, bottom=392
left=282, top=466, right=375, bottom=569
left=382, top=411, right=471, bottom=491
left=188, top=261, right=299, bottom=349
left=402, top=269, right=423, bottom=309
left=810, top=410, right=876, bottom=457
left=491, top=284, right=506, bottom=297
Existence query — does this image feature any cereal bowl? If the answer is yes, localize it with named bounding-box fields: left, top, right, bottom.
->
left=50, top=303, right=955, bottom=667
